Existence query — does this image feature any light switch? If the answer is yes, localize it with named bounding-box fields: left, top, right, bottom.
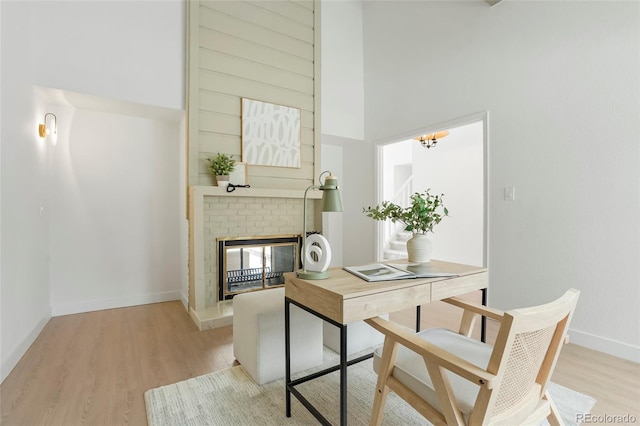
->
left=504, top=186, right=516, bottom=201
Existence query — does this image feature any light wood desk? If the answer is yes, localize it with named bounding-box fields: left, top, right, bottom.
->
left=284, top=260, right=487, bottom=426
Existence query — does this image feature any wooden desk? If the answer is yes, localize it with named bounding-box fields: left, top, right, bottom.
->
left=284, top=260, right=487, bottom=426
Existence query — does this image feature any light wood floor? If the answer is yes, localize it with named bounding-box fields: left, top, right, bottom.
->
left=1, top=299, right=638, bottom=425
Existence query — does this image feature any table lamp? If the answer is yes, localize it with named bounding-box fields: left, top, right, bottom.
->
left=297, top=170, right=343, bottom=279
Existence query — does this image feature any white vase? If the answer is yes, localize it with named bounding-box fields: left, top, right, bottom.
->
left=216, top=175, right=230, bottom=187
left=406, top=234, right=432, bottom=263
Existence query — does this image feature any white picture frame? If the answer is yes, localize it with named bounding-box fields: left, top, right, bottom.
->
left=229, top=162, right=247, bottom=185
left=241, top=98, right=301, bottom=168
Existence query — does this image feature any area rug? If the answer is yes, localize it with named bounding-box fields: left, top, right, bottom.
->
left=145, top=355, right=595, bottom=426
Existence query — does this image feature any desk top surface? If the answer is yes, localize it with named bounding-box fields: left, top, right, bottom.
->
left=285, top=260, right=485, bottom=299
left=284, top=260, right=487, bottom=323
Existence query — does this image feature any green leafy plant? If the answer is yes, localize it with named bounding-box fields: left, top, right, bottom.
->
left=207, top=153, right=236, bottom=176
left=363, top=189, right=449, bottom=234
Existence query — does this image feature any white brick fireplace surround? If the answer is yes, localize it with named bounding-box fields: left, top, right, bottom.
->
left=188, top=186, right=322, bottom=330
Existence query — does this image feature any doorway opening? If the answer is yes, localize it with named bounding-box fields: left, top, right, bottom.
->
left=375, top=114, right=488, bottom=267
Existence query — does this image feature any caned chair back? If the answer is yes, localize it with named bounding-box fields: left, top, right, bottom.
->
left=476, top=288, right=579, bottom=424
left=366, top=288, right=580, bottom=426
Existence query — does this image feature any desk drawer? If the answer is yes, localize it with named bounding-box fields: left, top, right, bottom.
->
left=431, top=272, right=487, bottom=301
left=342, top=284, right=431, bottom=323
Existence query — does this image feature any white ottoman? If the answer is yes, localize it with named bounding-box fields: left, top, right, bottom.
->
left=233, top=287, right=323, bottom=385
left=323, top=315, right=388, bottom=355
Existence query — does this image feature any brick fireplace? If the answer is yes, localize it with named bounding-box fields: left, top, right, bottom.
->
left=188, top=186, right=322, bottom=330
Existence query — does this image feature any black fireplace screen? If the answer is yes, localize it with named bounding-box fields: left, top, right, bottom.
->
left=218, top=235, right=301, bottom=300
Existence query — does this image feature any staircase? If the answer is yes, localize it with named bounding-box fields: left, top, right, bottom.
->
left=381, top=177, right=413, bottom=260
left=383, top=230, right=412, bottom=260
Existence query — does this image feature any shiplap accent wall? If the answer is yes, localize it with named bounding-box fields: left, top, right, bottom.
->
left=187, top=0, right=320, bottom=189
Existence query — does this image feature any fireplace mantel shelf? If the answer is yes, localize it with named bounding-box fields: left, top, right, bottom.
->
left=190, top=186, right=322, bottom=200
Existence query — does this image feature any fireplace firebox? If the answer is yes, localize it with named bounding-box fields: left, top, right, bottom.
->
left=217, top=235, right=301, bottom=300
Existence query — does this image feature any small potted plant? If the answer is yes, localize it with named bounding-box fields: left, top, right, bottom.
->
left=207, top=153, right=236, bottom=187
left=363, top=189, right=449, bottom=262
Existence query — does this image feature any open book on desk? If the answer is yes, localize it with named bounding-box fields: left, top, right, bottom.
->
left=343, top=262, right=459, bottom=282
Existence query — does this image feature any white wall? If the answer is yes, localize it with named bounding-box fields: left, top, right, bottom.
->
left=1, top=1, right=52, bottom=382
left=363, top=1, right=640, bottom=361
left=30, top=0, right=184, bottom=110
left=0, top=1, right=3, bottom=371
left=321, top=1, right=373, bottom=265
left=380, top=140, right=412, bottom=204
left=321, top=0, right=365, bottom=140
left=1, top=0, right=186, bottom=382
left=0, top=0, right=2, bottom=373
left=322, top=135, right=375, bottom=266
left=46, top=99, right=183, bottom=316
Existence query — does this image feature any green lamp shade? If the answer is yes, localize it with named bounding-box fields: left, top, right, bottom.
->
left=320, top=175, right=343, bottom=212
left=297, top=172, right=342, bottom=280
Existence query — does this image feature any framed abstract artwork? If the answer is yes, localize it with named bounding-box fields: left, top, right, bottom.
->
left=241, top=98, right=301, bottom=168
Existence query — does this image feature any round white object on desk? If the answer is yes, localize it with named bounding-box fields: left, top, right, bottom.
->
left=304, top=234, right=332, bottom=272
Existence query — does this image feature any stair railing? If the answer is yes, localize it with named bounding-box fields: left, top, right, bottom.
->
left=383, top=176, right=413, bottom=253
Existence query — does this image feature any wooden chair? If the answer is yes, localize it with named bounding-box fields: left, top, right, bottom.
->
left=365, top=289, right=580, bottom=426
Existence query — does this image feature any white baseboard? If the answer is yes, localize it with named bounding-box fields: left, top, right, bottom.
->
left=569, top=328, right=640, bottom=363
left=1, top=311, right=51, bottom=384
left=51, top=291, right=182, bottom=317
left=180, top=290, right=189, bottom=311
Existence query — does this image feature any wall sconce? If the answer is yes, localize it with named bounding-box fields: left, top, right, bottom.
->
left=414, top=130, right=449, bottom=149
left=297, top=170, right=344, bottom=280
left=38, top=113, right=58, bottom=143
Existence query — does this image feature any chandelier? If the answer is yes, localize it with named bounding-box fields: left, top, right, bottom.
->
left=414, top=131, right=449, bottom=149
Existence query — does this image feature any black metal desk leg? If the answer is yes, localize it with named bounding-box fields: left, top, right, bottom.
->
left=415, top=305, right=421, bottom=332
left=481, top=288, right=487, bottom=343
left=340, top=324, right=348, bottom=426
left=285, top=298, right=292, bottom=417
